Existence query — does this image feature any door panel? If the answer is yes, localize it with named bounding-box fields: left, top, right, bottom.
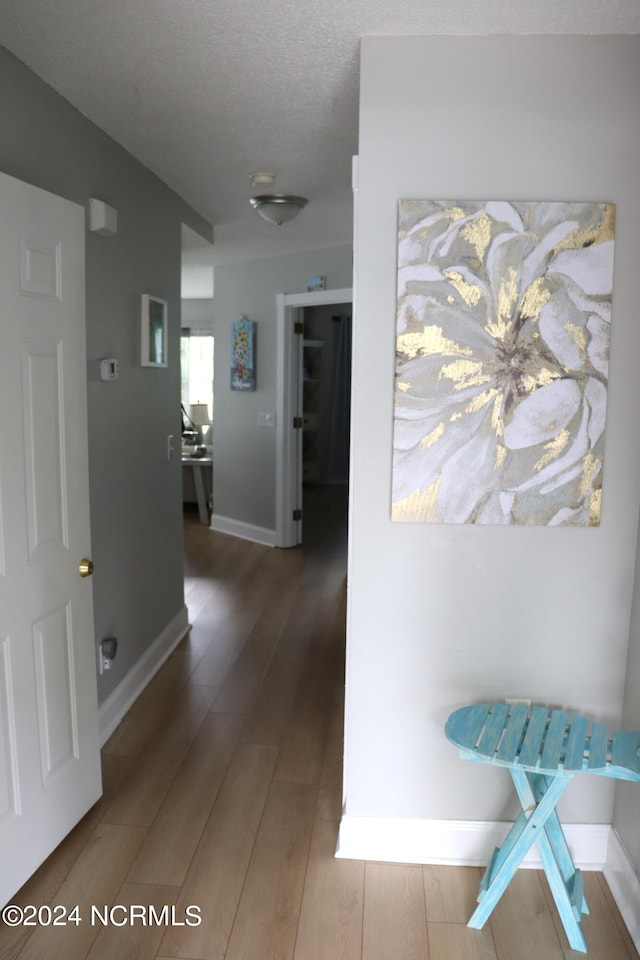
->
left=33, top=603, right=77, bottom=783
left=0, top=170, right=101, bottom=905
left=23, top=340, right=68, bottom=557
left=0, top=638, right=18, bottom=823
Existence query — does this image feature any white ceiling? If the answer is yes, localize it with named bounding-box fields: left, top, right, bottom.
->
left=1, top=0, right=639, bottom=275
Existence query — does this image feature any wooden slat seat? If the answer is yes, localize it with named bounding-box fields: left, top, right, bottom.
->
left=445, top=702, right=640, bottom=953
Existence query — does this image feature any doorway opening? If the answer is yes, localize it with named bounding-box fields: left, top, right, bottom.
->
left=180, top=225, right=214, bottom=525
left=276, top=287, right=353, bottom=547
left=301, top=303, right=352, bottom=487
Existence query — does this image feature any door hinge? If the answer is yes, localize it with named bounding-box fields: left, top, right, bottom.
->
left=294, top=321, right=304, bottom=335
left=293, top=416, right=303, bottom=429
left=293, top=508, right=302, bottom=522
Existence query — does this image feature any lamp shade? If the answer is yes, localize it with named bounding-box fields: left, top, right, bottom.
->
left=189, top=403, right=210, bottom=427
left=249, top=194, right=308, bottom=225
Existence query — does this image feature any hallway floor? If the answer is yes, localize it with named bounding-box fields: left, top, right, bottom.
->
left=1, top=485, right=637, bottom=959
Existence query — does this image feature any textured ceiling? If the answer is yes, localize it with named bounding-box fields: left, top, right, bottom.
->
left=1, top=0, right=639, bottom=269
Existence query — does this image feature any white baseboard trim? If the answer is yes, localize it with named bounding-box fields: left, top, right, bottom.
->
left=335, top=816, right=611, bottom=870
left=98, top=605, right=190, bottom=745
left=210, top=513, right=276, bottom=547
left=604, top=828, right=640, bottom=954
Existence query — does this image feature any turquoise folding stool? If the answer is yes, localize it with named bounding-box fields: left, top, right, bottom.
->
left=445, top=702, right=640, bottom=953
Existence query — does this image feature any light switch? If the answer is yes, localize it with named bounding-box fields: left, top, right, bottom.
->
left=258, top=411, right=276, bottom=428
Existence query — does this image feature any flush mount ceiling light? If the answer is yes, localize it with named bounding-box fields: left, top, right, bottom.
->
left=249, top=194, right=308, bottom=226
left=249, top=171, right=276, bottom=188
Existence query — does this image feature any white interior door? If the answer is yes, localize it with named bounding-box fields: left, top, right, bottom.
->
left=0, top=171, right=102, bottom=906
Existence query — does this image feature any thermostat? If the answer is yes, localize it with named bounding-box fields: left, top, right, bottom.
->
left=99, top=358, right=119, bottom=381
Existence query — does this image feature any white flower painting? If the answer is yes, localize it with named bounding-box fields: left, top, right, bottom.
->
left=392, top=200, right=615, bottom=526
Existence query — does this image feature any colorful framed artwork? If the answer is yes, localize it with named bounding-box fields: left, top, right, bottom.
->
left=141, top=294, right=168, bottom=368
left=231, top=318, right=255, bottom=391
left=392, top=199, right=615, bottom=526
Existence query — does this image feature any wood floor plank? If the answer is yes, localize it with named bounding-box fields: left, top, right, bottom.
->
left=363, top=862, right=429, bottom=960
left=490, top=870, right=565, bottom=960
left=224, top=781, right=317, bottom=960
left=277, top=584, right=324, bottom=646
left=596, top=873, right=640, bottom=958
left=158, top=742, right=279, bottom=960
left=102, top=653, right=195, bottom=757
left=544, top=871, right=638, bottom=959
left=127, top=712, right=244, bottom=886
left=423, top=865, right=484, bottom=923
left=316, top=693, right=345, bottom=820
left=183, top=576, right=221, bottom=622
left=240, top=643, right=308, bottom=746
left=183, top=521, right=245, bottom=580
left=293, top=819, right=364, bottom=960
left=273, top=643, right=337, bottom=784
left=428, top=922, right=498, bottom=960
left=6, top=494, right=636, bottom=960
left=209, top=579, right=297, bottom=715
left=101, top=683, right=218, bottom=826
left=187, top=610, right=257, bottom=687
left=209, top=624, right=279, bottom=714
left=10, top=824, right=146, bottom=960
left=85, top=882, right=180, bottom=960
left=0, top=754, right=136, bottom=960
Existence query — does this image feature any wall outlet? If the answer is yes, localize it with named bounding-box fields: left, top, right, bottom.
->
left=99, top=637, right=118, bottom=674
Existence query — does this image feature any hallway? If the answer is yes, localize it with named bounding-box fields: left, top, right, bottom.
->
left=1, top=485, right=637, bottom=959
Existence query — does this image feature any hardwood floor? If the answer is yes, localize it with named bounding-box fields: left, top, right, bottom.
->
left=2, top=485, right=637, bottom=960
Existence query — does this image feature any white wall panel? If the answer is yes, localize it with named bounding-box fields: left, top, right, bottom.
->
left=346, top=37, right=640, bottom=837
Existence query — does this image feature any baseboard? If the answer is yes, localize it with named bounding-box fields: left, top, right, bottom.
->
left=335, top=816, right=611, bottom=870
left=604, top=828, right=640, bottom=954
left=98, top=605, right=190, bottom=745
left=210, top=513, right=276, bottom=547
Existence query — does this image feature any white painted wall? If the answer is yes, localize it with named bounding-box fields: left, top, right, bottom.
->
left=613, top=515, right=640, bottom=875
left=344, top=36, right=640, bottom=852
left=181, top=298, right=214, bottom=332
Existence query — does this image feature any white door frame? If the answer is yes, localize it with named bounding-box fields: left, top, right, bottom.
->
left=275, top=287, right=353, bottom=547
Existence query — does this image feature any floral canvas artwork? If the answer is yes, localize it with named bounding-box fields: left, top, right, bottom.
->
left=392, top=200, right=615, bottom=526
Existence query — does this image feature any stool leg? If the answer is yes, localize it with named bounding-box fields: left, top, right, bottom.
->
left=468, top=774, right=570, bottom=932
left=519, top=772, right=589, bottom=915
left=510, top=770, right=587, bottom=953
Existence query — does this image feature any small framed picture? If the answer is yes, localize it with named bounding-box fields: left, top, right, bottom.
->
left=141, top=294, right=168, bottom=367
left=307, top=275, right=326, bottom=292
left=230, top=318, right=256, bottom=391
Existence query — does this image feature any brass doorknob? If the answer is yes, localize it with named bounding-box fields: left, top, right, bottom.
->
left=79, top=558, right=94, bottom=578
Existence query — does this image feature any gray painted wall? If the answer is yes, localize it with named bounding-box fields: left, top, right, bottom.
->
left=212, top=247, right=352, bottom=530
left=346, top=36, right=640, bottom=831
left=0, top=47, right=212, bottom=703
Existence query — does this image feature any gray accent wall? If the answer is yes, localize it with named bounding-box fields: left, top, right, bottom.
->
left=347, top=35, right=640, bottom=835
left=212, top=247, right=352, bottom=531
left=0, top=47, right=212, bottom=704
